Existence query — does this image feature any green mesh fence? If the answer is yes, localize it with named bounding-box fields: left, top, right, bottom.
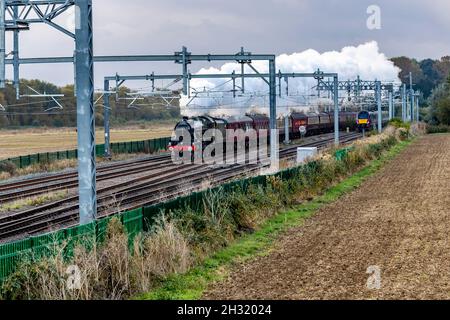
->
left=0, top=137, right=171, bottom=170
left=0, top=145, right=352, bottom=283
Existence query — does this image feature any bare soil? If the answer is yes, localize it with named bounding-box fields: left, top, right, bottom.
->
left=204, top=134, right=450, bottom=300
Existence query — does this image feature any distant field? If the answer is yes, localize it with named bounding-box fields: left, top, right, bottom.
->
left=0, top=123, right=174, bottom=159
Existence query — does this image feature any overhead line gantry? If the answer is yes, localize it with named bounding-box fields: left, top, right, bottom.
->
left=101, top=69, right=340, bottom=157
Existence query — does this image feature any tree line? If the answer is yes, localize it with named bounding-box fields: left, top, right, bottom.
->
left=1, top=56, right=450, bottom=128
left=391, top=56, right=450, bottom=99
left=0, top=79, right=180, bottom=128
left=425, top=74, right=450, bottom=125
left=389, top=56, right=450, bottom=126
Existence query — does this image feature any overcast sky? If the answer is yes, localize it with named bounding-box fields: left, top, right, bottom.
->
left=5, top=0, right=450, bottom=88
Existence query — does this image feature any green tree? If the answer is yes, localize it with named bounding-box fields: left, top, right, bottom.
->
left=435, top=97, right=450, bottom=125
left=391, top=56, right=450, bottom=99
left=427, top=72, right=450, bottom=125
left=391, top=56, right=424, bottom=83
left=418, top=59, right=440, bottom=97
left=0, top=79, right=180, bottom=128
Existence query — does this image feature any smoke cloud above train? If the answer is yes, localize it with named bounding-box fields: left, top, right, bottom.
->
left=180, top=41, right=400, bottom=118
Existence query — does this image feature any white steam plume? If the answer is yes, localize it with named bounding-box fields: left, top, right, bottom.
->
left=180, top=41, right=400, bottom=118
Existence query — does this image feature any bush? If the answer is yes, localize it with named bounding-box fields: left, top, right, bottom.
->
left=427, top=124, right=450, bottom=134
left=52, top=119, right=65, bottom=128
left=435, top=97, right=450, bottom=125
left=0, top=217, right=191, bottom=300
left=396, top=128, right=409, bottom=141
left=0, top=160, right=17, bottom=175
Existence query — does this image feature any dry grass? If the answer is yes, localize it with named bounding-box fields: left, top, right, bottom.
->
left=0, top=172, right=10, bottom=180
left=0, top=122, right=173, bottom=160
left=0, top=190, right=69, bottom=213
left=140, top=219, right=191, bottom=278
left=351, top=125, right=422, bottom=149
left=0, top=217, right=191, bottom=300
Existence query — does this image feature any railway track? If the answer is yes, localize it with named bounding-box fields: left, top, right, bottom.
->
left=0, top=153, right=170, bottom=193
left=0, top=132, right=361, bottom=243
left=0, top=154, right=172, bottom=203
left=0, top=132, right=358, bottom=203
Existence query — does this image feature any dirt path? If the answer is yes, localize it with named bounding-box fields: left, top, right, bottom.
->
left=204, top=135, right=450, bottom=300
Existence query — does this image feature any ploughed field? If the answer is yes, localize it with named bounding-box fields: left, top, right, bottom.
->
left=0, top=124, right=173, bottom=160
left=204, top=134, right=450, bottom=300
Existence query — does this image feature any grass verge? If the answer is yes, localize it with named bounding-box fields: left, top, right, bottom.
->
left=140, top=139, right=414, bottom=300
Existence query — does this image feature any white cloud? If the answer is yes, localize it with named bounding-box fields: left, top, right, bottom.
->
left=180, top=41, right=400, bottom=117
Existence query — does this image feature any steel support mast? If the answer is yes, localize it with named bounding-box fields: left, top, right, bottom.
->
left=375, top=80, right=382, bottom=133
left=388, top=89, right=393, bottom=120
left=1, top=0, right=96, bottom=224
left=402, top=84, right=407, bottom=122
left=409, top=72, right=414, bottom=122
left=74, top=0, right=96, bottom=224
left=0, top=0, right=5, bottom=88
left=268, top=59, right=278, bottom=169
left=103, top=79, right=111, bottom=158
left=333, top=75, right=339, bottom=145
